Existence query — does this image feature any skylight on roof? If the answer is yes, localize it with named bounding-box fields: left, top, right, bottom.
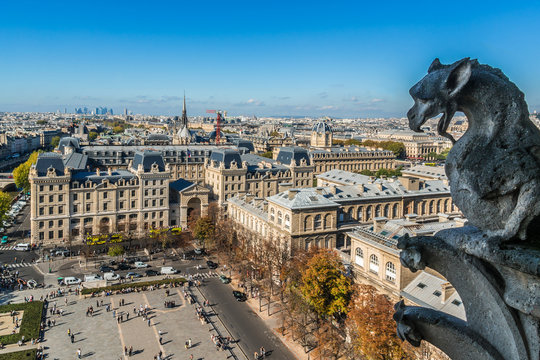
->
left=452, top=299, right=462, bottom=306
left=417, top=283, right=427, bottom=289
left=433, top=290, right=442, bottom=297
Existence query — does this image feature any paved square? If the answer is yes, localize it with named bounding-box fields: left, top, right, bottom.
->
left=42, top=287, right=238, bottom=360
left=0, top=311, right=23, bottom=336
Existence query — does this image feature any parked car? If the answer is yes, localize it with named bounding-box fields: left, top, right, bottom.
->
left=232, top=290, right=247, bottom=301
left=160, top=267, right=178, bottom=275
left=206, top=260, right=218, bottom=269
left=26, top=279, right=39, bottom=288
left=194, top=248, right=203, bottom=255
left=145, top=269, right=158, bottom=277
left=1, top=236, right=8, bottom=244
left=219, top=275, right=231, bottom=284
left=99, top=265, right=114, bottom=273
left=84, top=274, right=103, bottom=282
left=134, top=261, right=149, bottom=269
left=62, top=277, right=81, bottom=286
left=126, top=272, right=142, bottom=278
left=116, top=263, right=131, bottom=271
left=104, top=272, right=120, bottom=281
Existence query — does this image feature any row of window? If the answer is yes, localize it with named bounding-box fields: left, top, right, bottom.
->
left=38, top=229, right=63, bottom=240
left=39, top=194, right=64, bottom=203
left=302, top=214, right=333, bottom=231
left=355, top=248, right=396, bottom=282
left=38, top=219, right=63, bottom=229
left=38, top=206, right=64, bottom=216
left=269, top=208, right=292, bottom=230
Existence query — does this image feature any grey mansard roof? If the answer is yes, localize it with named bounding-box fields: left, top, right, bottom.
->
left=63, top=152, right=88, bottom=170
left=312, top=121, right=332, bottom=134
left=34, top=153, right=65, bottom=176
left=209, top=148, right=242, bottom=169
left=276, top=147, right=311, bottom=166
left=131, top=150, right=166, bottom=172
left=71, top=169, right=135, bottom=184
left=57, top=137, right=80, bottom=153
left=267, top=188, right=339, bottom=210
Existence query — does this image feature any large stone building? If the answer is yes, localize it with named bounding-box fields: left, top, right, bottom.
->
left=310, top=120, right=333, bottom=148
left=227, top=169, right=459, bottom=253
left=29, top=151, right=172, bottom=246
left=309, top=146, right=395, bottom=174
left=205, top=147, right=314, bottom=206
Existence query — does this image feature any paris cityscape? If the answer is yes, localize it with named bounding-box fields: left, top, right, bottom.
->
left=0, top=2, right=539, bottom=360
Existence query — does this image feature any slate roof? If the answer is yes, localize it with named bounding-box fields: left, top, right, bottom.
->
left=402, top=165, right=448, bottom=180
left=63, top=152, right=88, bottom=170
left=312, top=121, right=332, bottom=134
left=209, top=148, right=242, bottom=169
left=233, top=139, right=254, bottom=152
left=267, top=188, right=339, bottom=210
left=71, top=169, right=136, bottom=184
left=401, top=271, right=466, bottom=321
left=147, top=134, right=170, bottom=141
left=34, top=153, right=65, bottom=176
left=131, top=151, right=165, bottom=172
left=169, top=178, right=194, bottom=192
left=57, top=137, right=80, bottom=153
left=276, top=147, right=311, bottom=166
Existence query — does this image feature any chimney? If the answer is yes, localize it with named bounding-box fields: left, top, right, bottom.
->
left=373, top=216, right=388, bottom=233
left=315, top=187, right=324, bottom=195
left=405, top=213, right=418, bottom=222
left=108, top=167, right=113, bottom=176
left=329, top=185, right=337, bottom=194
left=279, top=182, right=292, bottom=192
left=96, top=168, right=101, bottom=176
left=288, top=189, right=299, bottom=200
left=399, top=176, right=420, bottom=191
left=245, top=194, right=255, bottom=203
left=454, top=217, right=467, bottom=227
left=441, top=282, right=455, bottom=303
left=357, top=184, right=364, bottom=193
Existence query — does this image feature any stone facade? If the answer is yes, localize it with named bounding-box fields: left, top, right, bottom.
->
left=29, top=151, right=171, bottom=246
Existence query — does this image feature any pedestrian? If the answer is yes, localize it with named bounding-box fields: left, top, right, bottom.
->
left=159, top=337, right=162, bottom=345
left=254, top=351, right=259, bottom=360
left=126, top=313, right=129, bottom=321
left=71, top=334, right=74, bottom=343
left=188, top=338, right=192, bottom=348
left=124, top=346, right=127, bottom=355
left=77, top=348, right=81, bottom=359
left=158, top=329, right=162, bottom=336
left=260, top=346, right=265, bottom=358
left=96, top=300, right=99, bottom=307
left=129, top=346, right=133, bottom=356
left=67, top=328, right=71, bottom=337
left=190, top=355, right=193, bottom=360
left=147, top=318, right=151, bottom=327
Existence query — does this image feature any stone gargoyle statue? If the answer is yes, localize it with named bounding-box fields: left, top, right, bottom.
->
left=394, top=58, right=540, bottom=360
left=408, top=57, right=540, bottom=242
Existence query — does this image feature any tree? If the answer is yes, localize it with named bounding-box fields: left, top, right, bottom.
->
left=108, top=245, right=125, bottom=258
left=193, top=216, right=215, bottom=249
left=300, top=249, right=352, bottom=318
left=270, top=130, right=281, bottom=137
left=36, top=120, right=48, bottom=125
left=0, top=191, right=10, bottom=222
left=312, top=321, right=349, bottom=360
left=50, top=136, right=60, bottom=148
left=13, top=151, right=40, bottom=192
left=113, top=126, right=124, bottom=134
left=346, top=285, right=412, bottom=360
left=260, top=151, right=273, bottom=159
left=88, top=131, right=98, bottom=141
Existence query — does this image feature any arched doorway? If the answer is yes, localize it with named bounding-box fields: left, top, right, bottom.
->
left=187, top=197, right=202, bottom=227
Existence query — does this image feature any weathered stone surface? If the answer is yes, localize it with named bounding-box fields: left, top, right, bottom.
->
left=408, top=58, right=540, bottom=241
left=394, top=59, right=540, bottom=360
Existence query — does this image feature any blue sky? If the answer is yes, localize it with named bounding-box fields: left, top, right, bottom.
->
left=1, top=1, right=539, bottom=117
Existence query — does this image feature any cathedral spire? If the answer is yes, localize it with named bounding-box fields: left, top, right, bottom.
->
left=181, top=92, right=188, bottom=128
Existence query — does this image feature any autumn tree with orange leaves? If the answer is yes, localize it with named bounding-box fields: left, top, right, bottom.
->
left=346, top=284, right=412, bottom=360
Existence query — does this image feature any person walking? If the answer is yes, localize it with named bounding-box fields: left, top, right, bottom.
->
left=129, top=346, right=133, bottom=356
left=67, top=328, right=71, bottom=337
left=159, top=337, right=163, bottom=345
left=188, top=338, right=192, bottom=348
left=70, top=334, right=74, bottom=343
left=77, top=348, right=81, bottom=359
left=147, top=318, right=151, bottom=327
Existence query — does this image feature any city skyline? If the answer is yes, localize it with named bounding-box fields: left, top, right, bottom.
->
left=1, top=1, right=540, bottom=117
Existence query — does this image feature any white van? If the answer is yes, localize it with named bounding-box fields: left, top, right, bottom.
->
left=14, top=243, right=30, bottom=251
left=160, top=267, right=178, bottom=275
left=84, top=274, right=103, bottom=282
left=104, top=272, right=120, bottom=281
left=63, top=277, right=81, bottom=286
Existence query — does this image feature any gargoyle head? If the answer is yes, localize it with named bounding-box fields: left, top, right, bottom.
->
left=397, top=234, right=426, bottom=272
left=407, top=58, right=474, bottom=144
left=393, top=300, right=423, bottom=347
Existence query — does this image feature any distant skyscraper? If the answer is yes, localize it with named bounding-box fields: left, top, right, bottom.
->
left=124, top=108, right=128, bottom=116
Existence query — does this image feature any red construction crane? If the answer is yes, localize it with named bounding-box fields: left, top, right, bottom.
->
left=206, top=109, right=225, bottom=144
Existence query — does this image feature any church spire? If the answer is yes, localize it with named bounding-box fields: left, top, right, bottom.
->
left=181, top=92, right=188, bottom=128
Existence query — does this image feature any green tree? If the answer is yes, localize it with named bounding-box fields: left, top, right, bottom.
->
left=13, top=151, right=40, bottom=192
left=88, top=131, right=98, bottom=141
left=113, top=126, right=124, bottom=134
left=0, top=191, right=11, bottom=221
left=359, top=169, right=375, bottom=176
left=193, top=216, right=215, bottom=249
left=300, top=249, right=352, bottom=318
left=344, top=139, right=362, bottom=146
left=108, top=245, right=125, bottom=258
left=260, top=151, right=273, bottom=159
left=36, top=120, right=48, bottom=125
left=50, top=136, right=60, bottom=148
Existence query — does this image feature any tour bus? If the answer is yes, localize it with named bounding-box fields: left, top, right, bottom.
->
left=170, top=227, right=182, bottom=235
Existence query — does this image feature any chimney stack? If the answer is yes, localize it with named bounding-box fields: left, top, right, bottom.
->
left=441, top=282, right=455, bottom=303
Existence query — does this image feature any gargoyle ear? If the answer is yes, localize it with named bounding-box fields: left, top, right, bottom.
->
left=445, top=58, right=472, bottom=98
left=428, top=58, right=443, bottom=73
